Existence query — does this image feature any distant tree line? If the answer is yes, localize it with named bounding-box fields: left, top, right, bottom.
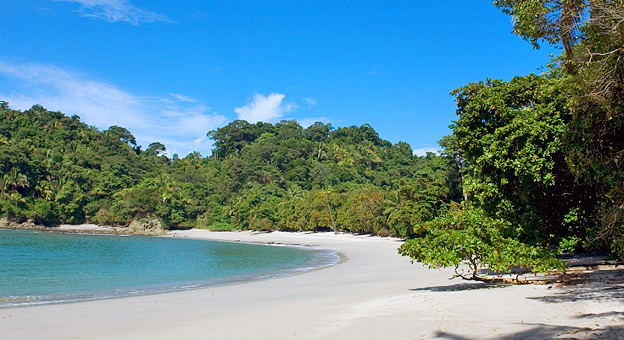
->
left=0, top=105, right=460, bottom=238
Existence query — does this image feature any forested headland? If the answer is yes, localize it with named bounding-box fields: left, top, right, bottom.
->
left=0, top=104, right=460, bottom=237
left=1, top=1, right=623, bottom=280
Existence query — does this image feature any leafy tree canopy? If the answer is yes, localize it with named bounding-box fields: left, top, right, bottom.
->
left=0, top=104, right=460, bottom=239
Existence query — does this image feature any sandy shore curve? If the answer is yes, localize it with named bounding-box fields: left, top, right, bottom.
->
left=1, top=230, right=622, bottom=339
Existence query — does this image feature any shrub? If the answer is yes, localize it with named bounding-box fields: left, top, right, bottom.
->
left=399, top=205, right=565, bottom=281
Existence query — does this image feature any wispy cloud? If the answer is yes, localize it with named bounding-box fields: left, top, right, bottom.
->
left=55, top=0, right=170, bottom=25
left=413, top=146, right=440, bottom=157
left=169, top=93, right=199, bottom=103
left=297, top=117, right=330, bottom=128
left=234, top=93, right=297, bottom=123
left=302, top=97, right=318, bottom=108
left=0, top=61, right=226, bottom=156
left=204, top=66, right=223, bottom=75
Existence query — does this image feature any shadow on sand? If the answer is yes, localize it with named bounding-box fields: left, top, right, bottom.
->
left=409, top=282, right=509, bottom=292
left=527, top=268, right=624, bottom=303
left=434, top=324, right=624, bottom=339
left=432, top=268, right=624, bottom=339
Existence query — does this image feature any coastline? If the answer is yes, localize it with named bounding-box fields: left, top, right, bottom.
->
left=1, top=229, right=623, bottom=339
left=0, top=229, right=341, bottom=308
left=0, top=218, right=165, bottom=236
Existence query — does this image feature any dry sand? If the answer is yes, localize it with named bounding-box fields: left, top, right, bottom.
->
left=56, top=224, right=116, bottom=232
left=1, top=230, right=623, bottom=339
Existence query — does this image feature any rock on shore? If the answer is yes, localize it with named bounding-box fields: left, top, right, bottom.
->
left=127, top=219, right=166, bottom=236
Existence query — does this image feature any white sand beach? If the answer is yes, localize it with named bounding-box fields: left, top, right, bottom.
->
left=1, top=230, right=622, bottom=339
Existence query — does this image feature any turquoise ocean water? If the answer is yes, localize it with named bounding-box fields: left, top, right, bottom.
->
left=0, top=229, right=337, bottom=307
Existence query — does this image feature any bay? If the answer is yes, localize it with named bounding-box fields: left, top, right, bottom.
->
left=0, top=229, right=336, bottom=307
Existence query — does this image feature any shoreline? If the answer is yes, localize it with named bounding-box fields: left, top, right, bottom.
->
left=0, top=218, right=167, bottom=236
left=0, top=229, right=343, bottom=309
left=1, top=229, right=623, bottom=339
left=0, top=222, right=122, bottom=235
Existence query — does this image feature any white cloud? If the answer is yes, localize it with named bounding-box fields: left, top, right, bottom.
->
left=297, top=117, right=330, bottom=128
left=302, top=97, right=318, bottom=108
left=55, top=0, right=170, bottom=25
left=169, top=93, right=199, bottom=103
left=413, top=146, right=440, bottom=157
left=0, top=61, right=226, bottom=157
left=234, top=93, right=297, bottom=123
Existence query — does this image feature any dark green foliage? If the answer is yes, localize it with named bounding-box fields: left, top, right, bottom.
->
left=0, top=105, right=458, bottom=237
left=447, top=73, right=594, bottom=247
left=401, top=73, right=582, bottom=278
left=0, top=105, right=164, bottom=225
left=146, top=142, right=166, bottom=156
left=400, top=1, right=624, bottom=279
left=565, top=1, right=624, bottom=258
left=492, top=0, right=624, bottom=257
left=207, top=120, right=275, bottom=159
left=399, top=204, right=565, bottom=280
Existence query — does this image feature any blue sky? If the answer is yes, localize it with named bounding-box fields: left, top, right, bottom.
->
left=0, top=1, right=556, bottom=156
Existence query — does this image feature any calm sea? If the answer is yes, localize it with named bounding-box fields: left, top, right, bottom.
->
left=0, top=229, right=337, bottom=307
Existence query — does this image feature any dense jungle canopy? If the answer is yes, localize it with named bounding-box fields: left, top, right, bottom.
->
left=0, top=105, right=460, bottom=238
